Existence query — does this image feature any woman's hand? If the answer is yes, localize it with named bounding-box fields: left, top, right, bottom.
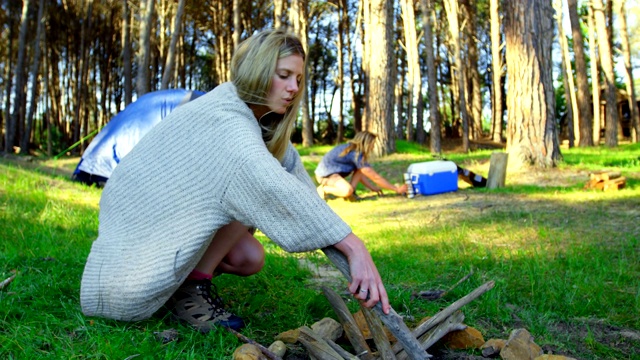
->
left=333, top=233, right=390, bottom=314
left=395, top=183, right=408, bottom=195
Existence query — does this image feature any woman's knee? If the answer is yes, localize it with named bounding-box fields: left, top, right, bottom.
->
left=222, top=235, right=265, bottom=276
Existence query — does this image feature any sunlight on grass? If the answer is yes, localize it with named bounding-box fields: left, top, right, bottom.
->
left=1, top=143, right=639, bottom=359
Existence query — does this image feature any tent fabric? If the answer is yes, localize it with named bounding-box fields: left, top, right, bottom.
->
left=73, top=89, right=203, bottom=186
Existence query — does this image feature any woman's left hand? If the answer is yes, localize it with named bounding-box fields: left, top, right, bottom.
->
left=333, top=233, right=390, bottom=314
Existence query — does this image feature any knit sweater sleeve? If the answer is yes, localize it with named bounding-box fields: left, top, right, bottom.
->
left=281, top=142, right=317, bottom=192
left=222, top=141, right=351, bottom=253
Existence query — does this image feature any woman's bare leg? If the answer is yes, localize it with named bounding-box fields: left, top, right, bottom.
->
left=193, top=221, right=265, bottom=277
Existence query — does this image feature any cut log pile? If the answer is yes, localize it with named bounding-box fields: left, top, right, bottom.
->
left=584, top=171, right=626, bottom=191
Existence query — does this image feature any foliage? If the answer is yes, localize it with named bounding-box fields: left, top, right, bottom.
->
left=1, top=142, right=639, bottom=358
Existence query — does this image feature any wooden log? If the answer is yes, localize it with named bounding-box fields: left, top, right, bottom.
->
left=487, top=152, right=508, bottom=189
left=321, top=286, right=374, bottom=360
left=360, top=305, right=396, bottom=359
left=325, top=338, right=360, bottom=360
left=391, top=280, right=495, bottom=355
left=396, top=311, right=466, bottom=360
left=298, top=326, right=346, bottom=360
left=603, top=176, right=626, bottom=191
left=322, top=247, right=431, bottom=360
left=590, top=170, right=621, bottom=181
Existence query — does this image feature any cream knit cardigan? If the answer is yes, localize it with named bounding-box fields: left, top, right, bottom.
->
left=80, top=82, right=351, bottom=321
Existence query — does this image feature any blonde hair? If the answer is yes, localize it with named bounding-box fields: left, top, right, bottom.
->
left=231, top=29, right=306, bottom=160
left=340, top=131, right=377, bottom=163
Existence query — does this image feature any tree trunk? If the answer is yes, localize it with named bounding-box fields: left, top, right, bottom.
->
left=464, top=0, right=482, bottom=140
left=122, top=0, right=133, bottom=106
left=400, top=0, right=421, bottom=142
left=617, top=0, right=639, bottom=143
left=444, top=0, right=469, bottom=152
left=591, top=0, right=618, bottom=146
left=137, top=0, right=155, bottom=96
left=290, top=0, right=312, bottom=146
left=366, top=0, right=395, bottom=156
left=554, top=0, right=579, bottom=147
left=567, top=0, right=593, bottom=146
left=161, top=0, right=185, bottom=89
left=420, top=0, right=441, bottom=154
left=336, top=0, right=347, bottom=144
left=490, top=0, right=503, bottom=142
left=504, top=0, right=561, bottom=168
left=21, top=0, right=46, bottom=154
left=274, top=0, right=285, bottom=29
left=6, top=0, right=30, bottom=155
left=587, top=3, right=601, bottom=144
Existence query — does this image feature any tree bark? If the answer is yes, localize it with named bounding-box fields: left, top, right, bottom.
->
left=122, top=0, right=133, bottom=106
left=366, top=0, right=396, bottom=156
left=21, top=0, right=46, bottom=154
left=136, top=0, right=155, bottom=96
left=6, top=0, right=30, bottom=155
left=554, top=0, right=579, bottom=147
left=490, top=0, right=503, bottom=143
left=420, top=0, right=441, bottom=154
left=290, top=0, right=312, bottom=146
left=591, top=0, right=619, bottom=146
left=444, top=0, right=469, bottom=152
left=567, top=0, right=594, bottom=146
left=161, top=0, right=185, bottom=89
left=504, top=0, right=561, bottom=168
left=400, top=0, right=421, bottom=142
left=587, top=3, right=601, bottom=144
left=617, top=0, right=639, bottom=143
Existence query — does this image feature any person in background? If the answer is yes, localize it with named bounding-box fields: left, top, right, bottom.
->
left=80, top=29, right=390, bottom=333
left=315, top=131, right=408, bottom=201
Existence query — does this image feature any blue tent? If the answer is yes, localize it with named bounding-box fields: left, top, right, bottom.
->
left=72, top=89, right=204, bottom=186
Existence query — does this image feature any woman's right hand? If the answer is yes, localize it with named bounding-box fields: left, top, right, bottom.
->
left=333, top=233, right=390, bottom=314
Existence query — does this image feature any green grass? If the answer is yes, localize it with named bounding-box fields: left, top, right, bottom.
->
left=1, top=141, right=639, bottom=359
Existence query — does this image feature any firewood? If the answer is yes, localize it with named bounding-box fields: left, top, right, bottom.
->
left=298, top=326, right=346, bottom=360
left=360, top=305, right=396, bottom=359
left=396, top=311, right=466, bottom=360
left=590, top=171, right=621, bottom=181
left=391, top=280, right=495, bottom=355
left=321, top=286, right=374, bottom=359
left=322, top=247, right=431, bottom=360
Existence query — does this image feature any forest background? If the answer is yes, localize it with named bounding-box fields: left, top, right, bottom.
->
left=1, top=0, right=639, bottom=168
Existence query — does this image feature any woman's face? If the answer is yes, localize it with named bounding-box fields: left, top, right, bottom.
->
left=267, top=54, right=304, bottom=114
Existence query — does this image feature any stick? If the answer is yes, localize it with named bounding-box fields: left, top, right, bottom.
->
left=226, top=327, right=283, bottom=360
left=360, top=305, right=397, bottom=359
left=0, top=274, right=16, bottom=290
left=298, top=326, right=346, bottom=360
left=322, top=246, right=431, bottom=360
left=391, top=280, right=495, bottom=355
left=396, top=311, right=467, bottom=360
left=321, top=286, right=374, bottom=360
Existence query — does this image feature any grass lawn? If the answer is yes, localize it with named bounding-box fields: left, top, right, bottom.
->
left=1, top=140, right=639, bottom=359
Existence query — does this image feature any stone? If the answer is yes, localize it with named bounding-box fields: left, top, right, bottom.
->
left=275, top=328, right=300, bottom=343
left=500, top=328, right=543, bottom=360
left=311, top=317, right=343, bottom=342
left=534, top=355, right=578, bottom=360
left=440, top=326, right=485, bottom=349
left=268, top=340, right=287, bottom=358
left=233, top=344, right=266, bottom=360
left=481, top=338, right=506, bottom=358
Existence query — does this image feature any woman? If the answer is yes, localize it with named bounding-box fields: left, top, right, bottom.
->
left=80, top=29, right=390, bottom=333
left=315, top=131, right=408, bottom=201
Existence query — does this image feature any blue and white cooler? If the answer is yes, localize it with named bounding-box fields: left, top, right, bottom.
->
left=404, top=160, right=458, bottom=197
